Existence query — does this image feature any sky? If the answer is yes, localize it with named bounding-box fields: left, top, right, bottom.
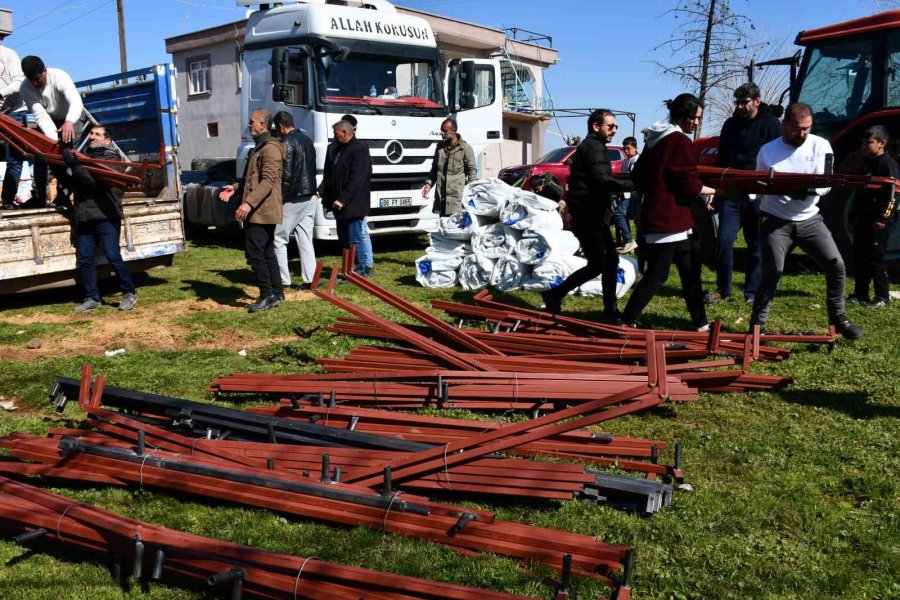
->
left=0, top=0, right=887, bottom=153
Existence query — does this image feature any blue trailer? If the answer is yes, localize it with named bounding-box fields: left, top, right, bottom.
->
left=0, top=64, right=186, bottom=294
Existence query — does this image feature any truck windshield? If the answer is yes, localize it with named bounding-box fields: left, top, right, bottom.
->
left=797, top=38, right=873, bottom=131
left=315, top=48, right=443, bottom=111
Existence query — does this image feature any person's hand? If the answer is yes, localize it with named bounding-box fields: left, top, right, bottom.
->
left=60, top=146, right=78, bottom=169
left=705, top=195, right=716, bottom=213
left=422, top=183, right=431, bottom=198
left=873, top=220, right=887, bottom=231
left=58, top=121, right=76, bottom=144
left=218, top=184, right=235, bottom=202
left=234, top=202, right=251, bottom=222
left=332, top=199, right=344, bottom=211
left=557, top=199, right=566, bottom=212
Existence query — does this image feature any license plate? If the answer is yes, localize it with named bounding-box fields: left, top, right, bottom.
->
left=379, top=197, right=412, bottom=208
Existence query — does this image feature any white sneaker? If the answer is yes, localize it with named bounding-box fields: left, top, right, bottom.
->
left=618, top=240, right=638, bottom=254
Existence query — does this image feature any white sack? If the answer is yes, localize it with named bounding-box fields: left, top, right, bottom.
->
left=415, top=253, right=464, bottom=288
left=499, top=190, right=563, bottom=230
left=472, top=223, right=521, bottom=259
left=458, top=254, right=496, bottom=291
left=438, top=210, right=485, bottom=240
left=522, top=255, right=588, bottom=291
left=490, top=254, right=529, bottom=292
left=514, top=229, right=580, bottom=265
left=577, top=255, right=639, bottom=299
left=463, top=178, right=517, bottom=218
left=428, top=233, right=471, bottom=255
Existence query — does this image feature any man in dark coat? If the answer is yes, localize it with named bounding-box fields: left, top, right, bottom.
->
left=317, top=119, right=373, bottom=275
left=273, top=110, right=317, bottom=292
left=540, top=109, right=633, bottom=318
left=706, top=82, right=782, bottom=305
left=63, top=125, right=137, bottom=312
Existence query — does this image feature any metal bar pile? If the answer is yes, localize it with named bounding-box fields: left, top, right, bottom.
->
left=0, top=113, right=151, bottom=188
left=0, top=476, right=544, bottom=599
left=0, top=369, right=641, bottom=593
left=40, top=372, right=674, bottom=512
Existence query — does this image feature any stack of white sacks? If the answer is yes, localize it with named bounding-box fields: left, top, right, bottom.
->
left=415, top=178, right=638, bottom=298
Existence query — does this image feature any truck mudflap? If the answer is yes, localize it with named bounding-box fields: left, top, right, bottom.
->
left=0, top=201, right=184, bottom=294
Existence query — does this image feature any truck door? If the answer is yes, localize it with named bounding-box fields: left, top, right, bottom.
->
left=447, top=58, right=502, bottom=174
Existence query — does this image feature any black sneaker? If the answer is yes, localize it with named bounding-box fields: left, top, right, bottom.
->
left=540, top=290, right=561, bottom=314
left=248, top=295, right=279, bottom=313
left=846, top=293, right=870, bottom=305
left=831, top=315, right=863, bottom=340
left=867, top=297, right=890, bottom=308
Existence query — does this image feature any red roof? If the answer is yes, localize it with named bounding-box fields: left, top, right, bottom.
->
left=796, top=10, right=900, bottom=44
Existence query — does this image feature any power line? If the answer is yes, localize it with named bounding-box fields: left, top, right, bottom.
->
left=13, top=0, right=116, bottom=51
left=14, top=0, right=79, bottom=32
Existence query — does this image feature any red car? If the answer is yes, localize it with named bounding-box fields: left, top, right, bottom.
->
left=498, top=145, right=625, bottom=191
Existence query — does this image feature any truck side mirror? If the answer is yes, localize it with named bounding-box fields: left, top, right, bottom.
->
left=447, top=59, right=461, bottom=112
left=271, top=48, right=290, bottom=102
left=460, top=61, right=476, bottom=110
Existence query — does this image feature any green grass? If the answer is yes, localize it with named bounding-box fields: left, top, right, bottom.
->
left=0, top=235, right=898, bottom=599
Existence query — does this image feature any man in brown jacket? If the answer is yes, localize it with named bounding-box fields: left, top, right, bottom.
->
left=422, top=118, right=477, bottom=216
left=219, top=109, right=286, bottom=313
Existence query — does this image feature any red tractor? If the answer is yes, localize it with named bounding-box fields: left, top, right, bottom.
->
left=709, top=10, right=900, bottom=265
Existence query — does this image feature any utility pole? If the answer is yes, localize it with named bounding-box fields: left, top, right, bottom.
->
left=117, top=0, right=128, bottom=75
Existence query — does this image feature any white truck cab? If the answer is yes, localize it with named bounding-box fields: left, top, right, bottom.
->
left=236, top=0, right=502, bottom=239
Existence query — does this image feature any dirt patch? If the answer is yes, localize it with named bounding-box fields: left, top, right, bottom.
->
left=1, top=293, right=313, bottom=361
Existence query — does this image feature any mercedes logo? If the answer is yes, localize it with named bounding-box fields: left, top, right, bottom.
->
left=384, top=140, right=404, bottom=164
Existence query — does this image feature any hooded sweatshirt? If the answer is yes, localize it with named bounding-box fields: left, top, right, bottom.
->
left=632, top=123, right=704, bottom=240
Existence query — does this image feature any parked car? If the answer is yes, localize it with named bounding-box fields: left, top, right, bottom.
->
left=695, top=136, right=719, bottom=167
left=498, top=145, right=625, bottom=191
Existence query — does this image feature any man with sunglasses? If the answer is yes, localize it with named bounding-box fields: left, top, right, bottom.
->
left=540, top=109, right=633, bottom=318
left=705, top=83, right=781, bottom=306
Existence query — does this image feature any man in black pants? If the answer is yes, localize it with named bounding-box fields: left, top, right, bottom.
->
left=219, top=109, right=286, bottom=313
left=540, top=109, right=633, bottom=318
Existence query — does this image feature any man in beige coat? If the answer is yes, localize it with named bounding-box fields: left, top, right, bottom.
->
left=219, top=109, right=286, bottom=312
left=422, top=118, right=477, bottom=216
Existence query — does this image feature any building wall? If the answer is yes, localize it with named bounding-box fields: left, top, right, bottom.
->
left=177, top=40, right=242, bottom=169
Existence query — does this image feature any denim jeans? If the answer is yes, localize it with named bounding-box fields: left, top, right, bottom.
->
left=613, top=195, right=633, bottom=245
left=714, top=191, right=761, bottom=301
left=750, top=212, right=846, bottom=330
left=1, top=113, right=27, bottom=206
left=76, top=219, right=136, bottom=302
left=337, top=217, right=373, bottom=273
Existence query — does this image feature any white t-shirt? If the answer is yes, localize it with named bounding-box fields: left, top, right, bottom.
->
left=19, top=67, right=84, bottom=141
left=0, top=45, right=25, bottom=113
left=756, top=134, right=832, bottom=222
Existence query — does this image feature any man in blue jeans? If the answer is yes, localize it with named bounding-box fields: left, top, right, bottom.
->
left=705, top=83, right=781, bottom=305
left=63, top=126, right=137, bottom=312
left=614, top=136, right=640, bottom=254
left=318, top=119, right=373, bottom=275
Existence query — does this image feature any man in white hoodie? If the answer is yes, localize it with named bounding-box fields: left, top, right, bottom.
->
left=20, top=55, right=86, bottom=206
left=750, top=102, right=862, bottom=339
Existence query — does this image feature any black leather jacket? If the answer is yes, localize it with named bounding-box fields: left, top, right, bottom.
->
left=281, top=128, right=317, bottom=200
left=566, top=132, right=633, bottom=222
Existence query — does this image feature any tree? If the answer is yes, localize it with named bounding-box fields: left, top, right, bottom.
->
left=652, top=0, right=765, bottom=136
left=703, top=35, right=792, bottom=134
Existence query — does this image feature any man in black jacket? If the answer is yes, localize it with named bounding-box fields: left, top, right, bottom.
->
left=272, top=111, right=317, bottom=293
left=540, top=109, right=633, bottom=318
left=317, top=119, right=373, bottom=275
left=63, top=125, right=137, bottom=312
left=706, top=83, right=782, bottom=306
left=849, top=125, right=899, bottom=307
